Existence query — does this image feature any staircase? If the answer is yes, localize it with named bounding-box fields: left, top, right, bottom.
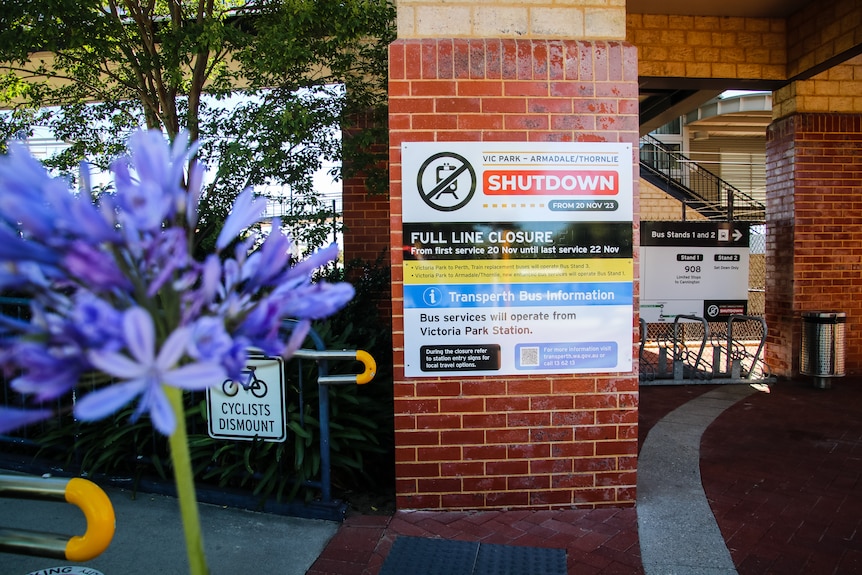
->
left=639, top=134, right=765, bottom=222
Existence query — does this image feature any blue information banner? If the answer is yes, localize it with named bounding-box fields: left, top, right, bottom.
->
left=404, top=282, right=633, bottom=309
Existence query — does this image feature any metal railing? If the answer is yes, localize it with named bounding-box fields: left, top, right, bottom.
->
left=0, top=474, right=115, bottom=562
left=639, top=134, right=766, bottom=222
left=290, top=332, right=376, bottom=511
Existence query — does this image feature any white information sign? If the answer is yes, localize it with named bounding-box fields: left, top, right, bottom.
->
left=401, top=141, right=634, bottom=378
left=206, top=354, right=287, bottom=442
left=640, top=221, right=750, bottom=323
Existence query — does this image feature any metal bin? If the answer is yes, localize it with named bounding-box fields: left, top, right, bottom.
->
left=800, top=311, right=846, bottom=389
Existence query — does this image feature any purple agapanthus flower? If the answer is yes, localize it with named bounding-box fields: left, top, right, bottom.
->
left=216, top=188, right=268, bottom=251
left=0, top=406, right=55, bottom=435
left=8, top=341, right=85, bottom=401
left=0, top=128, right=355, bottom=437
left=63, top=241, right=134, bottom=292
left=82, top=307, right=227, bottom=435
left=68, top=292, right=125, bottom=350
left=110, top=130, right=199, bottom=232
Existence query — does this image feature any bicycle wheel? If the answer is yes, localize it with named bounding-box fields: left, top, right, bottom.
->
left=222, top=379, right=239, bottom=397
left=250, top=378, right=268, bottom=398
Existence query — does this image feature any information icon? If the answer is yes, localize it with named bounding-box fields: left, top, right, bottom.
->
left=422, top=287, right=443, bottom=306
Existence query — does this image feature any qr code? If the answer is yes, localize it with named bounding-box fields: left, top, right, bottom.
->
left=520, top=346, right=539, bottom=367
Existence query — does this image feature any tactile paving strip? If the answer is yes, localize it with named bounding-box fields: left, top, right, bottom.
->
left=474, top=541, right=567, bottom=575
left=378, top=535, right=566, bottom=575
left=378, top=537, right=478, bottom=575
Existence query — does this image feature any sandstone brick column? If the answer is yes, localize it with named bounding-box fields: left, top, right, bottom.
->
left=766, top=55, right=862, bottom=377
left=389, top=1, right=640, bottom=510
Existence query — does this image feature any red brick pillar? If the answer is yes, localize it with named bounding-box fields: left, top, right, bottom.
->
left=388, top=39, right=640, bottom=510
left=342, top=110, right=391, bottom=267
left=342, top=177, right=390, bottom=266
left=765, top=113, right=862, bottom=376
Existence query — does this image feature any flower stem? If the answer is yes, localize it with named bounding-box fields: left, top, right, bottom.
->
left=166, top=385, right=209, bottom=575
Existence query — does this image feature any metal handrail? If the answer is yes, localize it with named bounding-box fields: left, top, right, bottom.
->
left=639, top=134, right=765, bottom=222
left=0, top=475, right=115, bottom=561
left=283, top=322, right=377, bottom=509
left=292, top=348, right=376, bottom=385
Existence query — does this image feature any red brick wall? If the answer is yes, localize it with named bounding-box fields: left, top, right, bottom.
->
left=766, top=113, right=862, bottom=376
left=342, top=112, right=391, bottom=267
left=388, top=39, right=640, bottom=510
left=342, top=176, right=390, bottom=266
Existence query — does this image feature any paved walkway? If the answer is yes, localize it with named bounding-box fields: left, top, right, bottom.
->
left=638, top=385, right=755, bottom=574
left=308, top=378, right=862, bottom=575
left=0, top=484, right=338, bottom=575
left=702, top=380, right=862, bottom=573
left=3, top=377, right=861, bottom=574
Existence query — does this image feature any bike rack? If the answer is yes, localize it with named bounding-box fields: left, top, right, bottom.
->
left=672, top=314, right=711, bottom=380
left=714, top=315, right=770, bottom=380
left=640, top=313, right=775, bottom=385
left=0, top=474, right=115, bottom=561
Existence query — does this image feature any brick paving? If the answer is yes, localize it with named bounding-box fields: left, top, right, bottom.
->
left=701, top=378, right=862, bottom=575
left=307, top=507, right=643, bottom=575
left=307, top=378, right=862, bottom=575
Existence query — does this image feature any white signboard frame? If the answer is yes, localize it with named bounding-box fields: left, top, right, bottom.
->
left=640, top=221, right=750, bottom=323
left=206, top=354, right=287, bottom=442
left=401, top=141, right=634, bottom=378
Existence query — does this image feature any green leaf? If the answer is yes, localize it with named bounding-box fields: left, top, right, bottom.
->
left=287, top=420, right=312, bottom=439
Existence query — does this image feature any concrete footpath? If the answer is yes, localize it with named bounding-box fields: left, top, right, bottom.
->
left=637, top=384, right=756, bottom=574
left=0, top=482, right=339, bottom=575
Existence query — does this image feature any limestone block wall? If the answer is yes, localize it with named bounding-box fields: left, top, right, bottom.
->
left=639, top=179, right=707, bottom=222
left=395, top=0, right=626, bottom=40
left=627, top=13, right=787, bottom=81
left=786, top=0, right=862, bottom=80
left=773, top=54, right=862, bottom=119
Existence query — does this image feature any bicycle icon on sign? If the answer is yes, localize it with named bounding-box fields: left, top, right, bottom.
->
left=222, top=366, right=268, bottom=398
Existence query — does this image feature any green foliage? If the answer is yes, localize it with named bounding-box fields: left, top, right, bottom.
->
left=35, top=403, right=173, bottom=487
left=2, top=0, right=397, bottom=506
left=0, top=0, right=396, bottom=251
left=28, top=258, right=394, bottom=504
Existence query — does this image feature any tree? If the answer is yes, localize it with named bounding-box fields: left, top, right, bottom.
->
left=0, top=0, right=395, bottom=251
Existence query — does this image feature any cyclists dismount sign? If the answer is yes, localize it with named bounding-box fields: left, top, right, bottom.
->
left=206, top=354, right=287, bottom=442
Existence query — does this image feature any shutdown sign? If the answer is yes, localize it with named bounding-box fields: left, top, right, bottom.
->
left=401, top=142, right=634, bottom=378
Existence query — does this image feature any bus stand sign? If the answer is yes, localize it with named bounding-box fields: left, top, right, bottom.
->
left=206, top=354, right=287, bottom=442
left=640, top=221, right=750, bottom=322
